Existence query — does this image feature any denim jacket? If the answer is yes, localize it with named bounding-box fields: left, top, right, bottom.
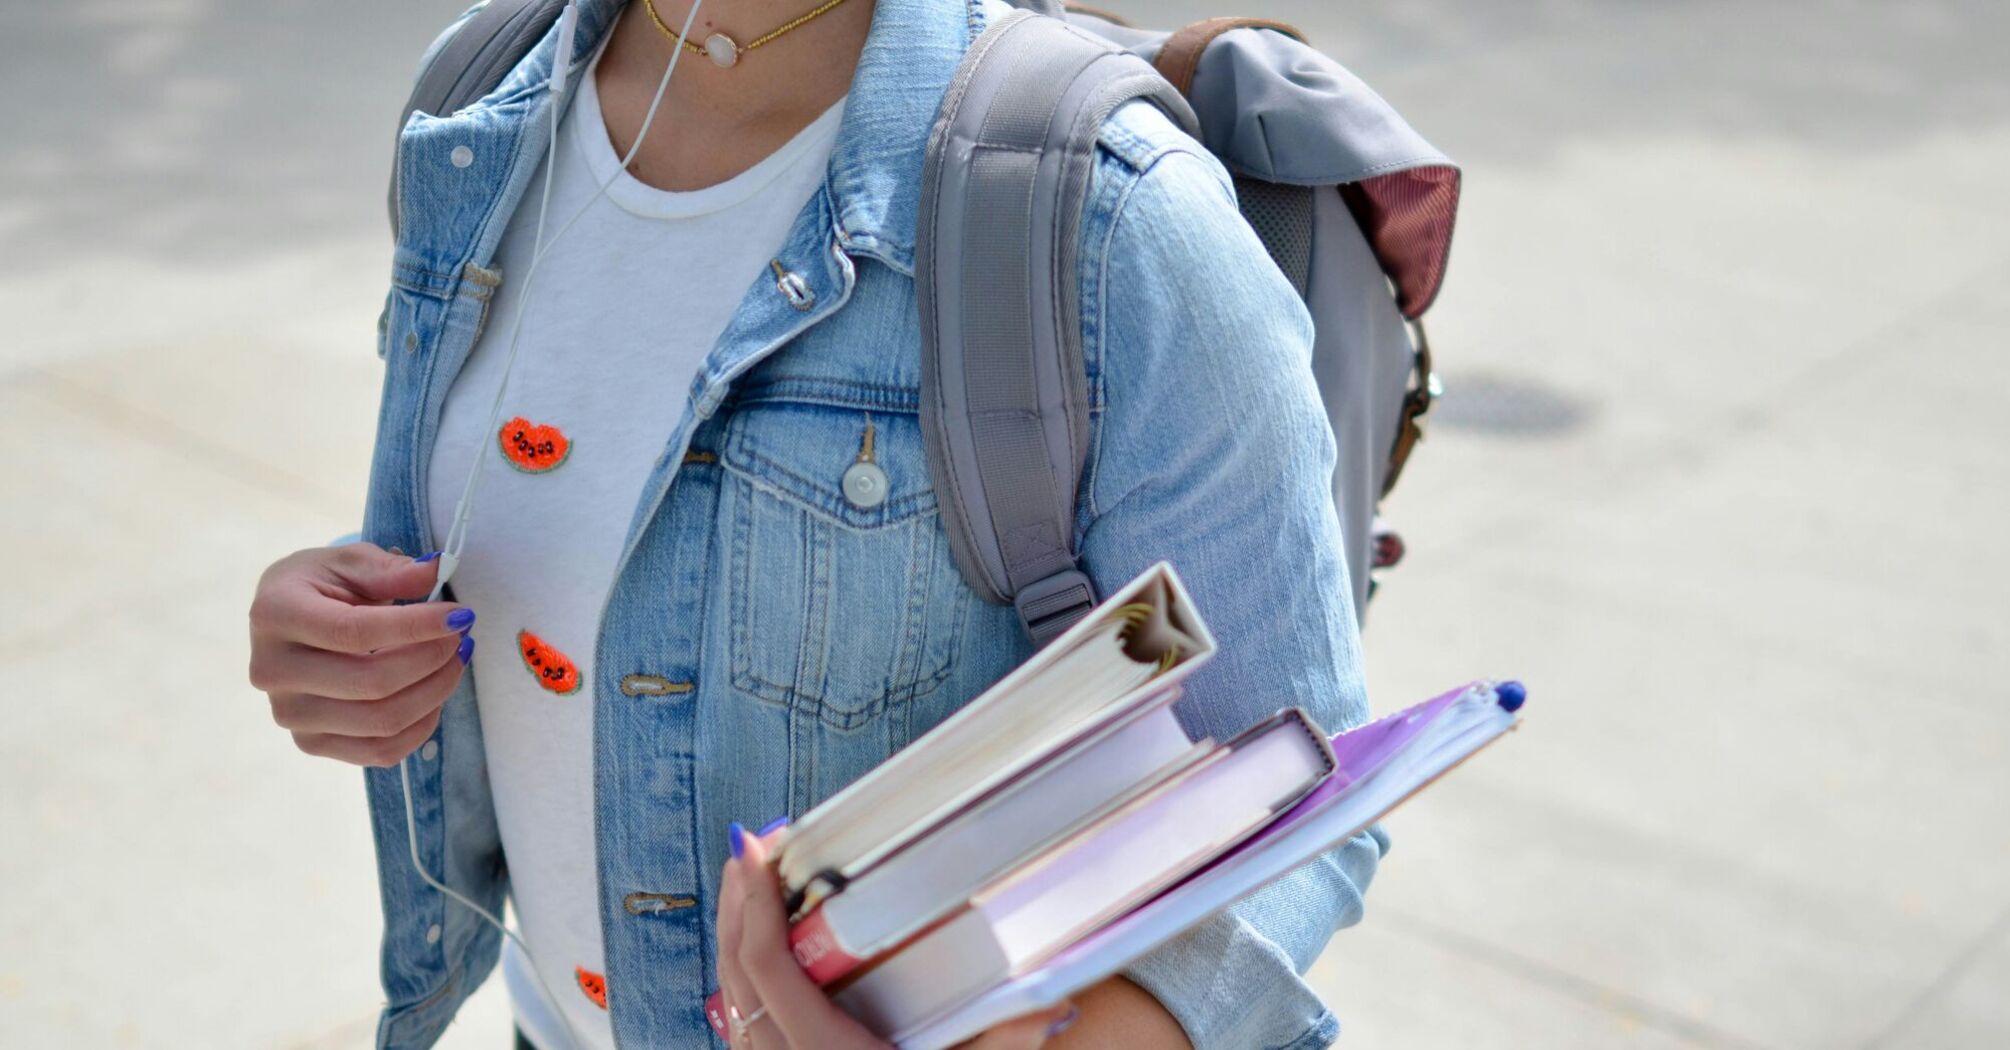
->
left=362, top=1, right=1384, bottom=1046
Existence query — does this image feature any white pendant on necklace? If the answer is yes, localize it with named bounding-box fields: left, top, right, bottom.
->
left=705, top=33, right=739, bottom=67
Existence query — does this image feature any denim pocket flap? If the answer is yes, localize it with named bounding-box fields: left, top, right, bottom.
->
left=719, top=398, right=938, bottom=530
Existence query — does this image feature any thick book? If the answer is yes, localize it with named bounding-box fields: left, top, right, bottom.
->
left=829, top=709, right=1337, bottom=1037
left=788, top=690, right=1203, bottom=984
left=773, top=564, right=1216, bottom=915
left=889, top=680, right=1525, bottom=1049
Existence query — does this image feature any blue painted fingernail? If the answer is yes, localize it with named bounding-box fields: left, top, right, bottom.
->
left=414, top=550, right=442, bottom=563
left=758, top=815, right=791, bottom=836
left=1046, top=1004, right=1080, bottom=1037
left=445, top=608, right=475, bottom=631
left=728, top=822, right=747, bottom=859
left=458, top=634, right=474, bottom=665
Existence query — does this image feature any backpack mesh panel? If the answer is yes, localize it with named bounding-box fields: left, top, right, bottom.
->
left=1231, top=176, right=1315, bottom=299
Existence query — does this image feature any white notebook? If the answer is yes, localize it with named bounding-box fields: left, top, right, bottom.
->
left=774, top=564, right=1216, bottom=913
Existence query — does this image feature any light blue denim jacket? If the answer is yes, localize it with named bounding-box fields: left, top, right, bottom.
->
left=362, top=1, right=1384, bottom=1046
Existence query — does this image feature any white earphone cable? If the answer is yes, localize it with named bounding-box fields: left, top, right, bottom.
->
left=429, top=0, right=705, bottom=605
left=403, top=3, right=707, bottom=1046
left=397, top=757, right=578, bottom=1043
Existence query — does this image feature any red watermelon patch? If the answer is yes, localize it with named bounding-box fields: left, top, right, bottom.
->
left=575, top=966, right=608, bottom=1009
left=517, top=630, right=582, bottom=695
left=499, top=416, right=572, bottom=473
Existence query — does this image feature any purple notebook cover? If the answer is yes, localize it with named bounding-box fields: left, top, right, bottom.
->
left=892, top=680, right=1518, bottom=1048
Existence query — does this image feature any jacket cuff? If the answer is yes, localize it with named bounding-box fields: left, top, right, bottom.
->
left=1121, top=905, right=1339, bottom=1050
left=1119, top=828, right=1384, bottom=1050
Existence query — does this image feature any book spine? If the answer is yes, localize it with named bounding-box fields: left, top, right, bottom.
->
left=790, top=905, right=869, bottom=985
left=700, top=911, right=868, bottom=1039
left=704, top=992, right=728, bottom=1039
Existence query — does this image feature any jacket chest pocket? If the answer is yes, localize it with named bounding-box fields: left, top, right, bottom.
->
left=720, top=396, right=971, bottom=732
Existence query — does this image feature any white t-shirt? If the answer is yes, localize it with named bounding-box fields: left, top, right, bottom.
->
left=425, top=47, right=846, bottom=1050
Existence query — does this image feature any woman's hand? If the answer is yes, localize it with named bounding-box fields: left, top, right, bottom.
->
left=248, top=543, right=475, bottom=766
left=715, top=824, right=1076, bottom=1050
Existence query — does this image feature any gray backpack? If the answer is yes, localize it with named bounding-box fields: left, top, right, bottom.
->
left=394, top=0, right=1460, bottom=645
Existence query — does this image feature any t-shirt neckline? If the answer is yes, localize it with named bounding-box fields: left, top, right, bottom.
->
left=568, top=45, right=848, bottom=221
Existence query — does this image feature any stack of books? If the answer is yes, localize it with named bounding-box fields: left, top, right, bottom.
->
left=706, top=563, right=1524, bottom=1048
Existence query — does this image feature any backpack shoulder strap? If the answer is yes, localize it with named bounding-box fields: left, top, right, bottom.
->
left=388, top=0, right=567, bottom=236
left=917, top=8, right=1199, bottom=645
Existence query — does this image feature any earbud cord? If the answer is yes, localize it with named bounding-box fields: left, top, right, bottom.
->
left=400, top=3, right=706, bottom=1046
left=428, top=0, right=704, bottom=605
left=399, top=758, right=583, bottom=1043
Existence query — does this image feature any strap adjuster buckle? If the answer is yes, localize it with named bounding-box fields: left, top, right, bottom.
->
left=1014, top=568, right=1097, bottom=647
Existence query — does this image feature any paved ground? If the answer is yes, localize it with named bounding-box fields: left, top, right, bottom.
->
left=3, top=1, right=2006, bottom=1048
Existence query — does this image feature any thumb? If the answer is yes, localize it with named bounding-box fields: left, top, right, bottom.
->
left=325, top=543, right=447, bottom=603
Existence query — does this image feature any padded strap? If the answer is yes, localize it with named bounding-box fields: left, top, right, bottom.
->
left=1150, top=16, right=1306, bottom=96
left=918, top=9, right=1199, bottom=644
left=389, top=0, right=565, bottom=236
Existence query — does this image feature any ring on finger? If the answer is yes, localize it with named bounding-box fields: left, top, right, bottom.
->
left=728, top=1002, right=769, bottom=1045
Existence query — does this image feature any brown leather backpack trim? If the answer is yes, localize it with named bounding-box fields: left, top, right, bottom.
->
left=1381, top=320, right=1437, bottom=498
left=1151, top=16, right=1307, bottom=96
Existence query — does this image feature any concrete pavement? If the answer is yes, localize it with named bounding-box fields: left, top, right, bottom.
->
left=2, top=1, right=2005, bottom=1047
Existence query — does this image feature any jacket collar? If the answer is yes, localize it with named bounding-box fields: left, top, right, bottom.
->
left=824, top=0, right=986, bottom=273
left=553, top=0, right=987, bottom=275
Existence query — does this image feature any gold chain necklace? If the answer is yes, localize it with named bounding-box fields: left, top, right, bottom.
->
left=643, top=0, right=856, bottom=68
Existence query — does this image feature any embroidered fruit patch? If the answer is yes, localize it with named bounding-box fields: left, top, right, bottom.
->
left=499, top=416, right=571, bottom=473
left=517, top=629, right=582, bottom=695
left=575, top=966, right=608, bottom=1009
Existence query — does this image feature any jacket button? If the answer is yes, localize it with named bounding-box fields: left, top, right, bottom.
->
left=769, top=259, right=814, bottom=310
left=449, top=145, right=474, bottom=168
left=619, top=674, right=694, bottom=697
left=842, top=462, right=888, bottom=509
left=775, top=269, right=814, bottom=311
left=420, top=740, right=438, bottom=762
left=424, top=923, right=442, bottom=944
